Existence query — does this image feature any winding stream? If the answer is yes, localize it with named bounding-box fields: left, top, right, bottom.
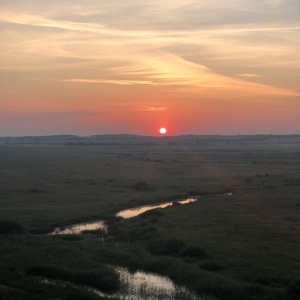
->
left=46, top=196, right=218, bottom=299
left=50, top=197, right=198, bottom=235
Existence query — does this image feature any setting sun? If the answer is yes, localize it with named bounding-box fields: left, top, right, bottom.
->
left=159, top=127, right=167, bottom=134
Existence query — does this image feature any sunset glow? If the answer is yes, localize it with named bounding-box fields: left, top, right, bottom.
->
left=0, top=1, right=299, bottom=136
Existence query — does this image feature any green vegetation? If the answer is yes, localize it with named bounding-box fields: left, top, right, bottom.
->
left=0, top=143, right=299, bottom=299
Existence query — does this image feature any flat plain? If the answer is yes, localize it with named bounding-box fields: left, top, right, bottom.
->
left=0, top=141, right=299, bottom=299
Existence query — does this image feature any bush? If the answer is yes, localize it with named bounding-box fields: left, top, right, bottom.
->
left=147, top=238, right=185, bottom=256
left=181, top=246, right=206, bottom=258
left=200, top=262, right=224, bottom=272
left=0, top=221, right=23, bottom=234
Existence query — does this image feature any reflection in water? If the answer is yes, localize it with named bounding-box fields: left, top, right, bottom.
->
left=42, top=267, right=202, bottom=300
left=178, top=198, right=198, bottom=205
left=116, top=197, right=198, bottom=219
left=49, top=197, right=198, bottom=235
left=94, top=267, right=201, bottom=300
left=50, top=221, right=106, bottom=235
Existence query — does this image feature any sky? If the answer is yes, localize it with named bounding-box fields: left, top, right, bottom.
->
left=0, top=0, right=299, bottom=136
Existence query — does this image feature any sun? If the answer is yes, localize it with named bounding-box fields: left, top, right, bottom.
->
left=159, top=127, right=167, bottom=134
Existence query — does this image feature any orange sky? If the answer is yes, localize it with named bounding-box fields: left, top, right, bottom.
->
left=0, top=1, right=299, bottom=136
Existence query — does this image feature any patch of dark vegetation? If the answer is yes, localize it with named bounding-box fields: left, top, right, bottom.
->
left=147, top=238, right=186, bottom=256
left=189, top=190, right=201, bottom=196
left=181, top=246, right=207, bottom=258
left=196, top=188, right=233, bottom=196
left=83, top=179, right=97, bottom=185
left=286, top=280, right=300, bottom=300
left=200, top=262, right=224, bottom=272
left=264, top=184, right=276, bottom=189
left=29, top=188, right=47, bottom=193
left=0, top=221, right=23, bottom=234
left=139, top=209, right=164, bottom=218
left=244, top=177, right=254, bottom=184
left=253, top=275, right=272, bottom=286
left=109, top=223, right=159, bottom=242
left=25, top=265, right=120, bottom=293
left=283, top=178, right=300, bottom=187
left=81, top=229, right=106, bottom=236
left=131, top=181, right=152, bottom=191
left=52, top=234, right=82, bottom=241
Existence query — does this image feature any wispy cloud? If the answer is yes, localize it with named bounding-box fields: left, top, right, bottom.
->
left=0, top=2, right=299, bottom=107
left=61, top=50, right=299, bottom=97
left=63, top=79, right=157, bottom=85
left=133, top=106, right=167, bottom=111
left=239, top=74, right=262, bottom=78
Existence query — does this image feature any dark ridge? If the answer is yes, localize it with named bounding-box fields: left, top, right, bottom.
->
left=1, top=134, right=299, bottom=145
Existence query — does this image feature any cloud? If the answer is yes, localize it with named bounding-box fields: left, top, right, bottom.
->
left=239, top=74, right=262, bottom=78
left=63, top=79, right=158, bottom=85
left=133, top=106, right=167, bottom=111
left=0, top=2, right=299, bottom=99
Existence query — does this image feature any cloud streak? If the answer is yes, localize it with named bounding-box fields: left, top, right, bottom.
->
left=133, top=106, right=167, bottom=111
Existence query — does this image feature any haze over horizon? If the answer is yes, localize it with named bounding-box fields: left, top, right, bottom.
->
left=0, top=0, right=299, bottom=136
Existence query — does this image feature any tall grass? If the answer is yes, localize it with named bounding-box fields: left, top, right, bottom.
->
left=26, top=265, right=120, bottom=293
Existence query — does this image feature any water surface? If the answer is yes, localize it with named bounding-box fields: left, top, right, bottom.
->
left=116, top=197, right=198, bottom=219
left=50, top=197, right=198, bottom=235
left=50, top=220, right=106, bottom=235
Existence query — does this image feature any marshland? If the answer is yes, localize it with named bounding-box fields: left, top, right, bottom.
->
left=0, top=138, right=299, bottom=299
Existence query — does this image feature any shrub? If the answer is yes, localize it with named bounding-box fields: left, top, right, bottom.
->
left=0, top=221, right=23, bottom=234
left=181, top=246, right=206, bottom=258
left=200, top=262, right=224, bottom=272
left=147, top=238, right=185, bottom=256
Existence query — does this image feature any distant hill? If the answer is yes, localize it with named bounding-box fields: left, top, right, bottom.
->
left=0, top=134, right=299, bottom=145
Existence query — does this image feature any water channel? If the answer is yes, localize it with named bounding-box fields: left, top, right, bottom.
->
left=47, top=196, right=209, bottom=299
left=50, top=197, right=198, bottom=235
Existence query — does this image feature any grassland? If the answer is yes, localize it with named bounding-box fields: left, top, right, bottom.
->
left=0, top=142, right=299, bottom=299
